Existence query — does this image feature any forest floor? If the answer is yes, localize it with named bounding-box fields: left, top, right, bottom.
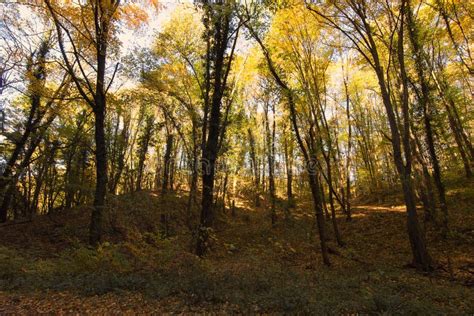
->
left=0, top=175, right=473, bottom=314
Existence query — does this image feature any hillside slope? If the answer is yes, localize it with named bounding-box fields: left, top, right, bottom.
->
left=0, top=178, right=473, bottom=313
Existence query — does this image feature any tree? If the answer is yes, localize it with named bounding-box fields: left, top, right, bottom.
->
left=405, top=0, right=449, bottom=235
left=0, top=35, right=70, bottom=222
left=196, top=0, right=241, bottom=256
left=45, top=0, right=121, bottom=245
left=306, top=0, right=433, bottom=270
left=142, top=8, right=204, bottom=224
left=240, top=3, right=331, bottom=265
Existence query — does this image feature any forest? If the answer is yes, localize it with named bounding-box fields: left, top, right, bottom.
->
left=0, top=0, right=473, bottom=313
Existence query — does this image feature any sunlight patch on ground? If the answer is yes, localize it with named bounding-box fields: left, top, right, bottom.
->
left=354, top=205, right=406, bottom=212
left=348, top=213, right=368, bottom=218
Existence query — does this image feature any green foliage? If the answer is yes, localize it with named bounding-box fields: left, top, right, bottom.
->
left=0, top=247, right=28, bottom=281
left=1, top=241, right=469, bottom=313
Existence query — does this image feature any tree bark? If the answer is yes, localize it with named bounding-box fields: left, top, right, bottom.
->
left=162, top=133, right=174, bottom=195
left=136, top=115, right=154, bottom=191
left=343, top=74, right=352, bottom=221
left=248, top=128, right=261, bottom=206
left=89, top=103, right=108, bottom=246
left=283, top=131, right=294, bottom=216
left=264, top=99, right=277, bottom=226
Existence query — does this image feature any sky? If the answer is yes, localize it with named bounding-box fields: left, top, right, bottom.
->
left=115, top=1, right=198, bottom=89
left=118, top=0, right=195, bottom=51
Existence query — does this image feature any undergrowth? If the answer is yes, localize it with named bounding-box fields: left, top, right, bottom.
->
left=1, top=177, right=473, bottom=313
left=1, top=238, right=472, bottom=314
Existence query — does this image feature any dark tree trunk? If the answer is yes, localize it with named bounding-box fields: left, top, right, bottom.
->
left=327, top=163, right=344, bottom=247
left=343, top=76, right=352, bottom=221
left=196, top=3, right=238, bottom=256
left=89, top=103, right=108, bottom=246
left=308, top=169, right=331, bottom=266
left=320, top=181, right=330, bottom=220
left=186, top=139, right=199, bottom=227
left=45, top=0, right=118, bottom=246
left=248, top=128, right=261, bottom=207
left=162, top=133, right=174, bottom=195
left=89, top=18, right=110, bottom=245
left=197, top=126, right=219, bottom=255
left=283, top=134, right=294, bottom=212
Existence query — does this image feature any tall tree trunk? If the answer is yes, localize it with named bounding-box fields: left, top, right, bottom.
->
left=283, top=131, right=294, bottom=214
left=162, top=133, right=174, bottom=195
left=343, top=75, right=352, bottom=221
left=89, top=103, right=108, bottom=246
left=407, top=0, right=449, bottom=236
left=248, top=128, right=261, bottom=206
left=392, top=3, right=432, bottom=269
left=308, top=165, right=331, bottom=266
left=89, top=14, right=110, bottom=245
left=186, top=141, right=199, bottom=228
left=412, top=135, right=437, bottom=222
left=45, top=0, right=118, bottom=246
left=196, top=3, right=238, bottom=256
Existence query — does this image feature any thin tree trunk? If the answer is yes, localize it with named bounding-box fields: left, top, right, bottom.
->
left=264, top=100, right=277, bottom=226
left=186, top=143, right=199, bottom=228
left=283, top=131, right=294, bottom=214
left=248, top=128, right=261, bottom=207
left=343, top=74, right=352, bottom=221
